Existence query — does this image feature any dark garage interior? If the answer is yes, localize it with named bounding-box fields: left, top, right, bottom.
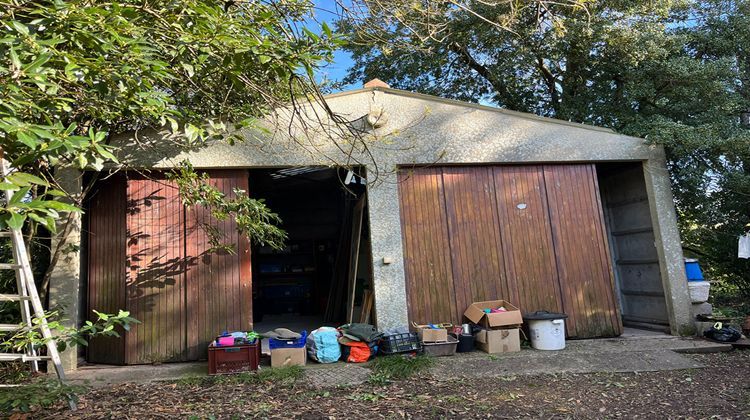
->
left=249, top=167, right=373, bottom=334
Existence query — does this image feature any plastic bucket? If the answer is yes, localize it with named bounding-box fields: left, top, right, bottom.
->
left=688, top=281, right=710, bottom=303
left=684, top=259, right=704, bottom=281
left=524, top=311, right=568, bottom=351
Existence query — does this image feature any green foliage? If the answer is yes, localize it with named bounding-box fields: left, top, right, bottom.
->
left=168, top=161, right=288, bottom=250
left=347, top=391, right=386, bottom=402
left=369, top=354, right=434, bottom=383
left=0, top=379, right=85, bottom=413
left=1, top=309, right=139, bottom=353
left=247, top=365, right=304, bottom=385
left=0, top=0, right=337, bottom=264
left=340, top=0, right=750, bottom=297
left=710, top=278, right=750, bottom=320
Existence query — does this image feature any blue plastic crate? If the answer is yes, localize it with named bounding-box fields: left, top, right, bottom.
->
left=269, top=330, right=308, bottom=349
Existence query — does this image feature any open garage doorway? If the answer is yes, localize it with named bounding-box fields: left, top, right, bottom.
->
left=249, top=167, right=374, bottom=335
left=597, top=162, right=671, bottom=333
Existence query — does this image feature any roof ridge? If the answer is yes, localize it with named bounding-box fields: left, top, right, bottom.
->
left=323, top=87, right=619, bottom=135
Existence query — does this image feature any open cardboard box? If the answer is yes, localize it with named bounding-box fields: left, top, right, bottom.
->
left=474, top=328, right=520, bottom=354
left=416, top=326, right=448, bottom=343
left=271, top=347, right=306, bottom=368
left=464, top=299, right=523, bottom=328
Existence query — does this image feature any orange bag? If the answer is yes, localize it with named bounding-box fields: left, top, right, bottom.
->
left=341, top=340, right=373, bottom=363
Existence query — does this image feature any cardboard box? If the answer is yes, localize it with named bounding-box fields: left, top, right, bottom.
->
left=474, top=328, right=520, bottom=354
left=416, top=327, right=448, bottom=343
left=464, top=300, right=523, bottom=328
left=271, top=347, right=306, bottom=368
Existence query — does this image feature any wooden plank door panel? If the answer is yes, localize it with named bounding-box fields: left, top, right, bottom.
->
left=398, top=168, right=457, bottom=324
left=442, top=167, right=508, bottom=314
left=185, top=170, right=252, bottom=360
left=398, top=164, right=621, bottom=338
left=125, top=175, right=186, bottom=364
left=345, top=197, right=366, bottom=323
left=543, top=164, right=622, bottom=337
left=94, top=170, right=254, bottom=364
left=493, top=166, right=564, bottom=317
left=87, top=175, right=127, bottom=364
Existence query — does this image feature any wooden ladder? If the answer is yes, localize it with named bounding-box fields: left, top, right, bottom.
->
left=0, top=158, right=75, bottom=410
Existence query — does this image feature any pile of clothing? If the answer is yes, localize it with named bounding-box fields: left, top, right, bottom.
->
left=338, top=323, right=383, bottom=363
left=260, top=328, right=303, bottom=340
left=256, top=324, right=385, bottom=364
left=214, top=330, right=259, bottom=346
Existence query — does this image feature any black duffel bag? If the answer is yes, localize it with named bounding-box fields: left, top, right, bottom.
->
left=703, top=322, right=742, bottom=343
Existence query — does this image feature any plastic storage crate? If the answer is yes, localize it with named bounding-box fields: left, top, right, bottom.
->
left=422, top=335, right=458, bottom=357
left=208, top=340, right=260, bottom=375
left=379, top=332, right=421, bottom=355
left=269, top=331, right=308, bottom=350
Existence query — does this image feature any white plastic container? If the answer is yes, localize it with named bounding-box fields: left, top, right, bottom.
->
left=524, top=311, right=568, bottom=350
left=688, top=281, right=711, bottom=303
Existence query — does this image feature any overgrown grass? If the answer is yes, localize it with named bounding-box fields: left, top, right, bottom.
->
left=176, top=365, right=304, bottom=388
left=368, top=354, right=434, bottom=384
left=243, top=365, right=303, bottom=385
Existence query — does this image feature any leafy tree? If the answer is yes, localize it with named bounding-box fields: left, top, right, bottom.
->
left=670, top=0, right=750, bottom=306
left=0, top=0, right=339, bottom=380
left=339, top=0, right=750, bottom=300
left=0, top=0, right=338, bottom=300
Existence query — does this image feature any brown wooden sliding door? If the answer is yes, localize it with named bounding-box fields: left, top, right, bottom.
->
left=87, top=170, right=251, bottom=364
left=398, top=164, right=622, bottom=338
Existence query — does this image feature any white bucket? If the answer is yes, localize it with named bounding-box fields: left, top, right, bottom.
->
left=528, top=318, right=566, bottom=350
left=688, top=281, right=711, bottom=303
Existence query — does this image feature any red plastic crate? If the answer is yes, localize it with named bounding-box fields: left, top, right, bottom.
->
left=208, top=341, right=260, bottom=375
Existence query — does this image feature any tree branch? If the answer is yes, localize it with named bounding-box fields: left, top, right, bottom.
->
left=536, top=56, right=561, bottom=115
left=450, top=41, right=526, bottom=110
left=450, top=42, right=499, bottom=89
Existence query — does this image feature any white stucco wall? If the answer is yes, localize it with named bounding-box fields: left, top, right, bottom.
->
left=52, top=87, right=692, bottom=369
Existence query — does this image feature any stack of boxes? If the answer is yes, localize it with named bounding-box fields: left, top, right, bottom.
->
left=270, top=331, right=308, bottom=367
left=464, top=300, right=523, bottom=354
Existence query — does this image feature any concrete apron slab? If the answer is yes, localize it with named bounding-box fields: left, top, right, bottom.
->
left=433, top=335, right=731, bottom=380
left=65, top=336, right=731, bottom=388
left=67, top=362, right=207, bottom=387
left=433, top=350, right=702, bottom=380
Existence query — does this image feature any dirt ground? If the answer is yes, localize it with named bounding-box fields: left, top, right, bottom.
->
left=16, top=350, right=750, bottom=419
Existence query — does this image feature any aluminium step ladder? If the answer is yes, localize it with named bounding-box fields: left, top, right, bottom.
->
left=0, top=158, right=75, bottom=410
